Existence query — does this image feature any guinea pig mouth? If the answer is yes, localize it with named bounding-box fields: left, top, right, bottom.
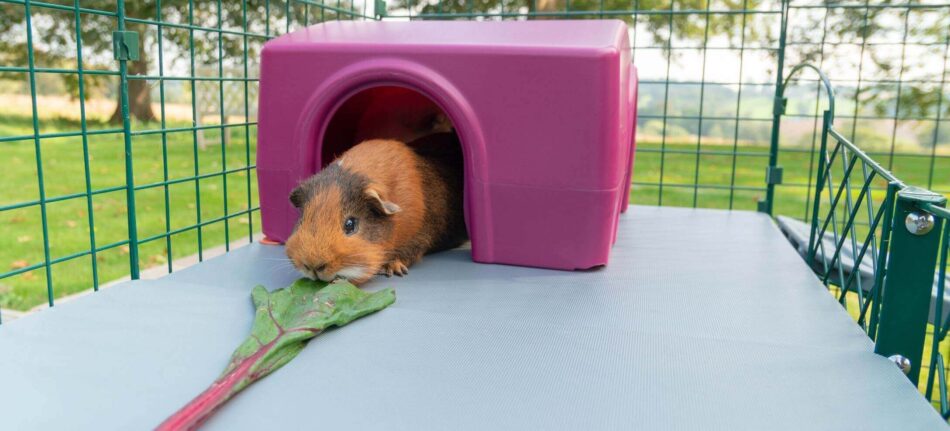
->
left=335, top=266, right=370, bottom=282
left=316, top=272, right=337, bottom=283
left=292, top=264, right=324, bottom=282
left=297, top=267, right=318, bottom=281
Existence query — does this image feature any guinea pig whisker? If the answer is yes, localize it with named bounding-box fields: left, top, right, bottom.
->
left=266, top=259, right=297, bottom=273
left=268, top=266, right=294, bottom=274
left=266, top=266, right=294, bottom=275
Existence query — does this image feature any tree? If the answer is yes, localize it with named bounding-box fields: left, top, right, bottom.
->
left=395, top=0, right=949, bottom=125
left=0, top=1, right=278, bottom=124
left=785, top=2, right=950, bottom=122
left=2, top=0, right=946, bottom=129
left=396, top=0, right=769, bottom=50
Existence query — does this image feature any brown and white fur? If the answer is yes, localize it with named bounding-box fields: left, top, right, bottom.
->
left=285, top=133, right=467, bottom=284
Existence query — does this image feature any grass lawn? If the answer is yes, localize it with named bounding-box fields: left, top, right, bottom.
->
left=1, top=112, right=948, bottom=313
left=0, top=112, right=260, bottom=311
left=631, top=140, right=950, bottom=217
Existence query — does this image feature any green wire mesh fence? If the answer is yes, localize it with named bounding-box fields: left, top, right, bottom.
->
left=0, top=0, right=374, bottom=319
left=387, top=0, right=789, bottom=210
left=774, top=1, right=950, bottom=227
left=387, top=0, right=950, bottom=216
left=773, top=64, right=949, bottom=394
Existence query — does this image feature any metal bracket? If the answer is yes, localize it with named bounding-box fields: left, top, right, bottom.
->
left=773, top=97, right=787, bottom=116
left=112, top=31, right=140, bottom=61
left=766, top=166, right=783, bottom=185
left=757, top=199, right=769, bottom=213
left=874, top=191, right=945, bottom=384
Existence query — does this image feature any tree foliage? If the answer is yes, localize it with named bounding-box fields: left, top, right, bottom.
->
left=0, top=0, right=947, bottom=127
left=0, top=1, right=276, bottom=123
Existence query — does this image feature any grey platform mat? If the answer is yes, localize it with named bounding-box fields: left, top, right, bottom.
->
left=0, top=206, right=944, bottom=430
left=776, top=215, right=950, bottom=324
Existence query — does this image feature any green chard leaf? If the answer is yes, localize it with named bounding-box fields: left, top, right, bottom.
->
left=157, top=279, right=395, bottom=431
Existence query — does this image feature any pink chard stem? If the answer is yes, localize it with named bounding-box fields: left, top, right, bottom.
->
left=155, top=345, right=271, bottom=431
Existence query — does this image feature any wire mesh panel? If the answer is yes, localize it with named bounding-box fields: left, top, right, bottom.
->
left=386, top=0, right=787, bottom=211
left=384, top=0, right=950, bottom=218
left=777, top=66, right=899, bottom=336
left=0, top=0, right=373, bottom=322
left=776, top=0, right=950, bottom=225
left=776, top=64, right=950, bottom=409
left=770, top=2, right=950, bottom=409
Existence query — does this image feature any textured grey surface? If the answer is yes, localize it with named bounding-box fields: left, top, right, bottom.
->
left=0, top=206, right=944, bottom=430
left=776, top=215, right=950, bottom=325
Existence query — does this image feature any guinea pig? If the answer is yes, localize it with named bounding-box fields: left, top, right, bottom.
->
left=285, top=132, right=467, bottom=284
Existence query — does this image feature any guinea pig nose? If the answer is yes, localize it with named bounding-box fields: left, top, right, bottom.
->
left=311, top=263, right=327, bottom=273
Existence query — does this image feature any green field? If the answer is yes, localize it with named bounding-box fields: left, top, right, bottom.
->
left=631, top=140, right=950, bottom=221
left=0, top=112, right=260, bottom=311
left=1, top=112, right=948, bottom=312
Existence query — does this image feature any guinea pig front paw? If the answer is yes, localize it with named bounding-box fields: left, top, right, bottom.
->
left=379, top=260, right=409, bottom=278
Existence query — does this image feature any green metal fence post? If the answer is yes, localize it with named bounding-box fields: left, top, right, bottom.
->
left=874, top=187, right=947, bottom=384
left=74, top=0, right=101, bottom=291
left=115, top=0, right=140, bottom=279
left=762, top=0, right=789, bottom=215
left=867, top=183, right=900, bottom=340
left=806, top=110, right=831, bottom=256
left=925, top=214, right=948, bottom=404
left=23, top=0, right=55, bottom=307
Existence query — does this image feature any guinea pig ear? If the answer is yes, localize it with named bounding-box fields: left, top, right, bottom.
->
left=363, top=186, right=401, bottom=216
left=289, top=184, right=310, bottom=209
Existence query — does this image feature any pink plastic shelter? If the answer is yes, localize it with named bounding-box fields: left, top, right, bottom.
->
left=257, top=20, right=638, bottom=270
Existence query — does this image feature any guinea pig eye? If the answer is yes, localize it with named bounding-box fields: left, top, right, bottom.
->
left=343, top=217, right=358, bottom=236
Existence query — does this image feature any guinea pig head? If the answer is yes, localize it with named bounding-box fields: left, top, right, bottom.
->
left=285, top=170, right=401, bottom=284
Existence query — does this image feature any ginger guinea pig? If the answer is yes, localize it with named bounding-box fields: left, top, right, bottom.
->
left=285, top=132, right=467, bottom=284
